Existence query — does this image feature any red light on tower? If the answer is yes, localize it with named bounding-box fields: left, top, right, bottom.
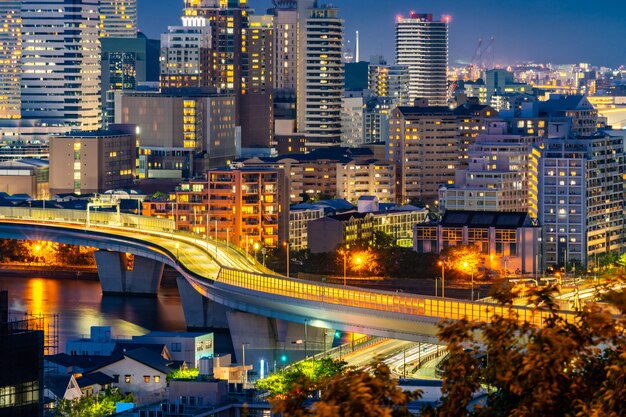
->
left=442, top=14, right=452, bottom=24
left=396, top=14, right=403, bottom=23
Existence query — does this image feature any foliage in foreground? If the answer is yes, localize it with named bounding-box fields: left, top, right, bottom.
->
left=55, top=388, right=134, bottom=417
left=421, top=284, right=626, bottom=417
left=267, top=285, right=626, bottom=416
left=255, top=358, right=346, bottom=397
left=267, top=361, right=420, bottom=417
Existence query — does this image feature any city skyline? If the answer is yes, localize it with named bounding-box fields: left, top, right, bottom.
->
left=138, top=0, right=626, bottom=68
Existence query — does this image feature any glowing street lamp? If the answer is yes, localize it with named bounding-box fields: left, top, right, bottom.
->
left=338, top=248, right=348, bottom=286
left=437, top=260, right=445, bottom=298
left=283, top=241, right=290, bottom=277
left=254, top=242, right=260, bottom=262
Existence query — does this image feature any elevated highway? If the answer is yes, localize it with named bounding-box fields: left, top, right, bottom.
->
left=0, top=207, right=576, bottom=344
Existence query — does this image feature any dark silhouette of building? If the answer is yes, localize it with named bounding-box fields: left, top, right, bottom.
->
left=0, top=290, right=44, bottom=417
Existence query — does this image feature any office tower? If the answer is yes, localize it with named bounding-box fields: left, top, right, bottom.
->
left=160, top=17, right=211, bottom=89
left=0, top=2, right=21, bottom=120
left=367, top=63, right=410, bottom=106
left=241, top=15, right=274, bottom=148
left=297, top=1, right=344, bottom=145
left=271, top=1, right=298, bottom=92
left=395, top=13, right=448, bottom=106
left=100, top=0, right=137, bottom=38
left=388, top=105, right=458, bottom=205
left=20, top=0, right=101, bottom=131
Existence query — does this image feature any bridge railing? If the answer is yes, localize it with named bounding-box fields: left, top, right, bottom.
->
left=0, top=207, right=176, bottom=233
left=216, top=267, right=578, bottom=328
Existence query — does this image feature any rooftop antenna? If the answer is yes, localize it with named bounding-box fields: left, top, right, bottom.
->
left=356, top=30, right=359, bottom=62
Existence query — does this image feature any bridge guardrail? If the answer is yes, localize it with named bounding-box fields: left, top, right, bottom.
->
left=0, top=207, right=579, bottom=330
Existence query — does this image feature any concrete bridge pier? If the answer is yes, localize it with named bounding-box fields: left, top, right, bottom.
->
left=176, top=277, right=230, bottom=330
left=95, top=250, right=164, bottom=296
left=227, top=310, right=333, bottom=375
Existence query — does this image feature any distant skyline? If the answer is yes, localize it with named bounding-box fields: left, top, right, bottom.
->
left=138, top=0, right=626, bottom=68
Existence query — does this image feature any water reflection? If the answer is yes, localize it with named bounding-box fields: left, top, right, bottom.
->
left=0, top=275, right=186, bottom=352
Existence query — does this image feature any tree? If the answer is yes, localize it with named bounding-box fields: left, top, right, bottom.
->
left=441, top=245, right=485, bottom=280
left=256, top=358, right=346, bottom=398
left=266, top=361, right=420, bottom=417
left=420, top=284, right=626, bottom=417
left=55, top=388, right=134, bottom=417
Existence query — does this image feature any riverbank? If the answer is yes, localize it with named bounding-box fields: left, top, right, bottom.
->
left=0, top=263, right=180, bottom=286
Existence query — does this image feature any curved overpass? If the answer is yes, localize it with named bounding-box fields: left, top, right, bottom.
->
left=0, top=207, right=572, bottom=343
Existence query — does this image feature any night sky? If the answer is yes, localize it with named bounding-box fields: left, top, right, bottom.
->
left=138, top=0, right=626, bottom=68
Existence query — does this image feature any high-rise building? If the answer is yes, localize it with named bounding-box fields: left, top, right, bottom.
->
left=100, top=0, right=137, bottom=38
left=0, top=2, right=21, bottom=120
left=271, top=1, right=298, bottom=92
left=19, top=0, right=101, bottom=131
left=395, top=13, right=448, bottom=106
left=183, top=0, right=248, bottom=95
left=241, top=15, right=274, bottom=148
left=297, top=1, right=344, bottom=145
left=160, top=17, right=211, bottom=89
left=388, top=105, right=458, bottom=205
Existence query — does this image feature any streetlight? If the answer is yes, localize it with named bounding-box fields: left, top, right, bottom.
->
left=339, top=248, right=348, bottom=286
left=261, top=247, right=267, bottom=266
left=438, top=260, right=445, bottom=298
left=254, top=242, right=260, bottom=262
left=283, top=241, right=290, bottom=277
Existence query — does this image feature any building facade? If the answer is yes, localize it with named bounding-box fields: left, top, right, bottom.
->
left=388, top=105, right=458, bottom=205
left=367, top=63, right=410, bottom=106
left=20, top=0, right=101, bottom=131
left=118, top=90, right=236, bottom=178
left=0, top=2, right=21, bottom=120
left=296, top=2, right=344, bottom=145
left=49, top=126, right=136, bottom=195
left=160, top=17, right=211, bottom=89
left=99, top=0, right=137, bottom=38
left=414, top=211, right=541, bottom=275
left=538, top=133, right=625, bottom=268
left=395, top=13, right=448, bottom=106
left=289, top=206, right=324, bottom=251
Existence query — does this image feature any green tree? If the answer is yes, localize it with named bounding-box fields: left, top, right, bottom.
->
left=420, top=284, right=626, bottom=417
left=256, top=358, right=345, bottom=397
left=55, top=388, right=134, bottom=417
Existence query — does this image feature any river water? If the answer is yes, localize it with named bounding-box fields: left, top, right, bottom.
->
left=0, top=275, right=187, bottom=354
